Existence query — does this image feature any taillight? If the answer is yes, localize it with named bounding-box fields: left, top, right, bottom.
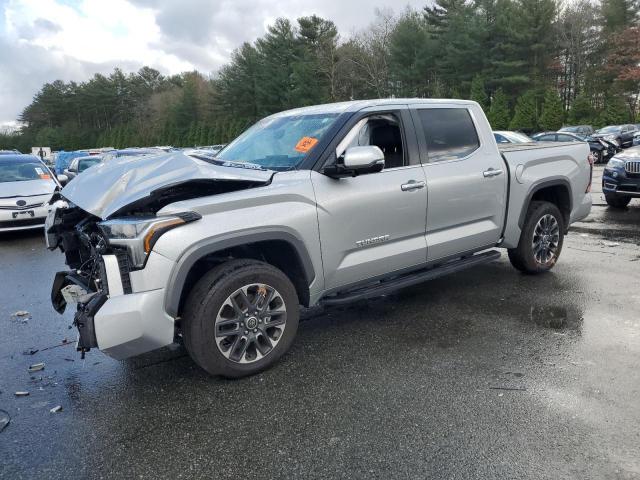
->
left=586, top=153, right=594, bottom=192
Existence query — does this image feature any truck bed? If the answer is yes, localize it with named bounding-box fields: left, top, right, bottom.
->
left=498, top=141, right=592, bottom=249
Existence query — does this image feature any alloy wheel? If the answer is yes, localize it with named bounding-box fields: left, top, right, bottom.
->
left=532, top=214, right=560, bottom=264
left=214, top=283, right=287, bottom=364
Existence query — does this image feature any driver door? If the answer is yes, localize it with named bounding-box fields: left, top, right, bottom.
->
left=311, top=108, right=428, bottom=291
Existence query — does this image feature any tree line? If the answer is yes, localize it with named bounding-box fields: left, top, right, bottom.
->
left=1, top=0, right=639, bottom=152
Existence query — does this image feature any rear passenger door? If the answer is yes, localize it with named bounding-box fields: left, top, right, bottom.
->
left=411, top=104, right=508, bottom=261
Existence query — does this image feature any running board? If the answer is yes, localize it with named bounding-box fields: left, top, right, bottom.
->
left=320, top=250, right=501, bottom=307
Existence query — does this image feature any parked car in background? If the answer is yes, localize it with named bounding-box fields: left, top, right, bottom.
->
left=101, top=148, right=164, bottom=162
left=0, top=149, right=20, bottom=155
left=532, top=131, right=616, bottom=163
left=46, top=99, right=592, bottom=377
left=493, top=131, right=532, bottom=144
left=63, top=155, right=102, bottom=181
left=0, top=154, right=61, bottom=232
left=592, top=125, right=637, bottom=148
left=633, top=129, right=640, bottom=146
left=602, top=146, right=640, bottom=208
left=559, top=125, right=594, bottom=136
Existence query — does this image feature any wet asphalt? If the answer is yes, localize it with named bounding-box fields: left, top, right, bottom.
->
left=1, top=166, right=639, bottom=479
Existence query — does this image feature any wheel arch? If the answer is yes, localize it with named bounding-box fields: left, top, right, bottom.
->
left=165, top=230, right=315, bottom=318
left=518, top=179, right=573, bottom=231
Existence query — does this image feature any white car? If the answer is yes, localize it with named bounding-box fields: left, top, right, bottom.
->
left=0, top=154, right=61, bottom=232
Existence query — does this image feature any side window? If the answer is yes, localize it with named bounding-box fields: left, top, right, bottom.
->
left=556, top=135, right=573, bottom=142
left=494, top=134, right=508, bottom=143
left=539, top=134, right=555, bottom=141
left=336, top=113, right=406, bottom=169
left=418, top=108, right=480, bottom=162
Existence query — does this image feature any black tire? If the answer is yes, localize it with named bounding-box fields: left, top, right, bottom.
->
left=605, top=194, right=631, bottom=209
left=508, top=201, right=565, bottom=274
left=182, top=259, right=299, bottom=378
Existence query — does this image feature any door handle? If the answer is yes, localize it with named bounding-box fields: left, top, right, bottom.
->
left=401, top=180, right=426, bottom=191
left=483, top=168, right=504, bottom=178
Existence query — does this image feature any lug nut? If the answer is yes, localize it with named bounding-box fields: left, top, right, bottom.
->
left=244, top=330, right=248, bottom=335
left=253, top=329, right=257, bottom=333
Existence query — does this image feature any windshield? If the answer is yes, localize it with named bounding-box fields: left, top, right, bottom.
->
left=216, top=113, right=339, bottom=170
left=598, top=126, right=620, bottom=133
left=78, top=158, right=101, bottom=172
left=0, top=159, right=51, bottom=183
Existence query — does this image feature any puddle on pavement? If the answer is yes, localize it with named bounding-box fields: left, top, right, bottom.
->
left=527, top=305, right=583, bottom=332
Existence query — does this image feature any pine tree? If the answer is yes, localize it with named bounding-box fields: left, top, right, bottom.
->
left=539, top=89, right=564, bottom=131
left=487, top=88, right=511, bottom=129
left=567, top=94, right=596, bottom=125
left=509, top=90, right=538, bottom=132
left=598, top=95, right=629, bottom=125
left=470, top=75, right=489, bottom=111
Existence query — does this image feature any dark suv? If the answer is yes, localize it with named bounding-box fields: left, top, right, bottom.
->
left=593, top=125, right=637, bottom=148
left=602, top=147, right=640, bottom=208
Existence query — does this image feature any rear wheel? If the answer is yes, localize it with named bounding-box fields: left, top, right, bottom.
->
left=605, top=194, right=631, bottom=209
left=508, top=201, right=565, bottom=274
left=182, top=259, right=299, bottom=378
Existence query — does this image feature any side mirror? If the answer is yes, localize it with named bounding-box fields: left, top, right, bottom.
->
left=323, top=146, right=385, bottom=178
left=57, top=174, right=68, bottom=186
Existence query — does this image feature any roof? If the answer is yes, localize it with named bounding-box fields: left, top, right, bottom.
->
left=269, top=98, right=479, bottom=118
left=0, top=154, right=41, bottom=163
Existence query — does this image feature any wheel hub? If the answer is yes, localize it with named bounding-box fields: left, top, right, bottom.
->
left=245, top=316, right=258, bottom=329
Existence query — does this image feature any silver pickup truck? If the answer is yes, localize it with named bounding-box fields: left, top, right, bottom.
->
left=45, top=99, right=593, bottom=377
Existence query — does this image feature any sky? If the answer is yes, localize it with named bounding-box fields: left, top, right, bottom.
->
left=0, top=0, right=427, bottom=127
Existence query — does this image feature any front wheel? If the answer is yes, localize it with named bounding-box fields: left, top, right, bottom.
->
left=605, top=194, right=631, bottom=209
left=508, top=201, right=565, bottom=274
left=182, top=259, right=299, bottom=378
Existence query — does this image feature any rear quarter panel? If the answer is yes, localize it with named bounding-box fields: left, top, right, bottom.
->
left=500, top=142, right=591, bottom=248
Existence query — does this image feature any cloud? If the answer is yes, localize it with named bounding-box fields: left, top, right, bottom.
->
left=0, top=0, right=427, bottom=125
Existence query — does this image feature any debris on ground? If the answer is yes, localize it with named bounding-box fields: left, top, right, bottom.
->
left=601, top=241, right=620, bottom=247
left=14, top=391, right=29, bottom=397
left=12, top=310, right=30, bottom=317
left=489, top=386, right=527, bottom=391
left=27, top=362, right=45, bottom=373
left=50, top=406, right=63, bottom=413
left=0, top=409, right=10, bottom=432
left=22, top=348, right=39, bottom=356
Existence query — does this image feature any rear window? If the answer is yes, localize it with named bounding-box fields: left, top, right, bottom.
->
left=418, top=108, right=480, bottom=162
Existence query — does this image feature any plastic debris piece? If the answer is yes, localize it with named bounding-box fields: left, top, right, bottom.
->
left=14, top=391, right=29, bottom=397
left=601, top=241, right=620, bottom=247
left=50, top=406, right=63, bottom=413
left=27, top=362, right=45, bottom=373
left=0, top=409, right=10, bottom=432
left=13, top=310, right=30, bottom=317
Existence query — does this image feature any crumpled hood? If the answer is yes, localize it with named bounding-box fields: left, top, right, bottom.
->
left=60, top=151, right=273, bottom=219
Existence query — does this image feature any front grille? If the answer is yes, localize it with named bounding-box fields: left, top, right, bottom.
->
left=618, top=184, right=640, bottom=193
left=0, top=202, right=44, bottom=211
left=626, top=161, right=640, bottom=174
left=0, top=217, right=45, bottom=229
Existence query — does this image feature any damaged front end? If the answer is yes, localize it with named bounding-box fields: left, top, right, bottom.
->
left=46, top=199, right=201, bottom=357
left=45, top=151, right=272, bottom=358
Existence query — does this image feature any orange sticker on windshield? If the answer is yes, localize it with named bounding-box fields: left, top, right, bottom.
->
left=39, top=174, right=51, bottom=180
left=295, top=136, right=318, bottom=153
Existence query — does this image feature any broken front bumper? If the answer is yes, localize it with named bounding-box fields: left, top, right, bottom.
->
left=51, top=251, right=177, bottom=360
